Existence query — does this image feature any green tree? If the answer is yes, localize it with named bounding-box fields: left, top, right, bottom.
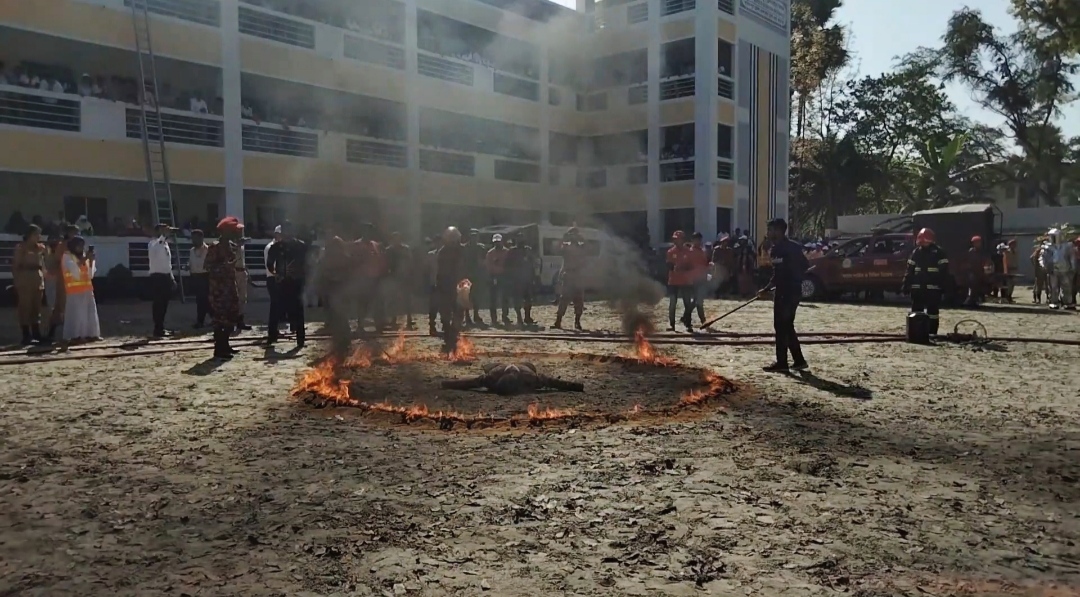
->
left=937, top=7, right=1078, bottom=206
left=1010, top=0, right=1080, bottom=56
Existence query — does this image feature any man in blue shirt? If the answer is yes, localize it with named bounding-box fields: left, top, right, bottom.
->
left=757, top=218, right=809, bottom=372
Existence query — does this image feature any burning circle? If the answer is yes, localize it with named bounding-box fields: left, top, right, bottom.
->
left=291, top=333, right=737, bottom=430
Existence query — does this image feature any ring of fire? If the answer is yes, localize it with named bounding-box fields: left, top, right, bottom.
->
left=290, top=332, right=737, bottom=430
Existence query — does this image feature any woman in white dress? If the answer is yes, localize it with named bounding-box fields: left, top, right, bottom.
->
left=61, top=237, right=101, bottom=342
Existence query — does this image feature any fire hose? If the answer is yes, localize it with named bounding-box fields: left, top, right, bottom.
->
left=1, top=325, right=1078, bottom=366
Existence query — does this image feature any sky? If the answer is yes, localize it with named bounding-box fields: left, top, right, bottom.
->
left=552, top=0, right=1079, bottom=136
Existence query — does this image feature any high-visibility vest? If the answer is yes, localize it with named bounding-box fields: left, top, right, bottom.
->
left=62, top=256, right=93, bottom=295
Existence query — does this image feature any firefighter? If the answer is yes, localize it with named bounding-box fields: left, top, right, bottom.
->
left=964, top=235, right=983, bottom=307
left=553, top=227, right=588, bottom=330
left=1031, top=237, right=1049, bottom=304
left=901, top=228, right=950, bottom=336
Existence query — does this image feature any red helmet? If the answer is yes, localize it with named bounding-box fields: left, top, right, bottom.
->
left=916, top=228, right=935, bottom=247
left=971, top=235, right=982, bottom=246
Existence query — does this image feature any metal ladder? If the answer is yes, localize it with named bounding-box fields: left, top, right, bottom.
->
left=129, top=0, right=184, bottom=300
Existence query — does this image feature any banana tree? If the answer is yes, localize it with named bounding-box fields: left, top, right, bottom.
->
left=903, top=132, right=998, bottom=211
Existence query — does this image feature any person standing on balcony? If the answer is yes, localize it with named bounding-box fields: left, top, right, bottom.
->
left=148, top=224, right=177, bottom=338
left=187, top=229, right=211, bottom=329
left=61, top=237, right=101, bottom=343
left=13, top=224, right=46, bottom=345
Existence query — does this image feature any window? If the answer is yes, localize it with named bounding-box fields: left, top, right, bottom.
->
left=717, top=124, right=733, bottom=159
left=64, top=196, right=108, bottom=232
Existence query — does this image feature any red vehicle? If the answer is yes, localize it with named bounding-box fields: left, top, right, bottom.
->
left=803, top=204, right=999, bottom=302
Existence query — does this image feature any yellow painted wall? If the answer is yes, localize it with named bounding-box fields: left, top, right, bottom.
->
left=418, top=0, right=546, bottom=44
left=660, top=99, right=695, bottom=125
left=243, top=155, right=407, bottom=199
left=716, top=100, right=735, bottom=124
left=415, top=172, right=566, bottom=210
left=660, top=182, right=693, bottom=209
left=0, top=130, right=224, bottom=185
left=589, top=186, right=647, bottom=212
left=716, top=182, right=734, bottom=207
left=717, top=18, right=736, bottom=42
left=589, top=28, right=649, bottom=55
left=754, top=49, right=772, bottom=243
left=0, top=0, right=221, bottom=65
left=661, top=19, right=695, bottom=41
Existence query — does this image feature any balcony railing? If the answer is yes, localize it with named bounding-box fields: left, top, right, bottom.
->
left=717, top=160, right=733, bottom=180
left=718, top=77, right=734, bottom=100
left=420, top=149, right=475, bottom=176
left=494, top=73, right=540, bottom=102
left=661, top=0, right=695, bottom=16
left=417, top=54, right=474, bottom=86
left=628, top=85, right=648, bottom=105
left=660, top=76, right=695, bottom=100
left=343, top=34, right=405, bottom=70
left=0, top=86, right=80, bottom=132
left=585, top=92, right=608, bottom=111
left=125, top=107, right=223, bottom=147
left=239, top=5, right=316, bottom=49
left=661, top=160, right=694, bottom=181
left=346, top=139, right=407, bottom=168
left=242, top=123, right=319, bottom=158
left=125, top=0, right=220, bottom=27
left=627, top=2, right=649, bottom=23
left=578, top=168, right=606, bottom=188
left=494, top=159, right=540, bottom=183
left=718, top=0, right=734, bottom=14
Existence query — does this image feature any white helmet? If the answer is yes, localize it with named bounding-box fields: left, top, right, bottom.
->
left=492, top=233, right=503, bottom=242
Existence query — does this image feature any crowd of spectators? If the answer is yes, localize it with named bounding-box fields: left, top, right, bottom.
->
left=242, top=0, right=404, bottom=43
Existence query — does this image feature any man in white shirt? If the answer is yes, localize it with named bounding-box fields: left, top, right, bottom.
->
left=187, top=229, right=210, bottom=328
left=148, top=224, right=177, bottom=337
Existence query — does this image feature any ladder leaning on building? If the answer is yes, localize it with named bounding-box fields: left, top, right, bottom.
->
left=128, top=0, right=185, bottom=301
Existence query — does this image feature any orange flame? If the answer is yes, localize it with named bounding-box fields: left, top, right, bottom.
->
left=446, top=334, right=477, bottom=363
left=629, top=326, right=678, bottom=367
left=290, top=333, right=735, bottom=428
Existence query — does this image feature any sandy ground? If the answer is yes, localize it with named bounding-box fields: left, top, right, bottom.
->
left=1, top=294, right=1079, bottom=596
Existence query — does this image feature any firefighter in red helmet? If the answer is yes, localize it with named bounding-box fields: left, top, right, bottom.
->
left=901, top=228, right=950, bottom=335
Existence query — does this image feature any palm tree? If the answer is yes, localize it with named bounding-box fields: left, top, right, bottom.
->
left=901, top=133, right=999, bottom=211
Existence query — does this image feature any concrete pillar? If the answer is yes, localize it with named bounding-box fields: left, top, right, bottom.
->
left=402, top=0, right=422, bottom=243
left=220, top=0, right=244, bottom=220
left=694, top=3, right=718, bottom=241
left=646, top=0, right=662, bottom=246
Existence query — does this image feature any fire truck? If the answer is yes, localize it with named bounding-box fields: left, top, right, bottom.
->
left=803, top=204, right=1000, bottom=303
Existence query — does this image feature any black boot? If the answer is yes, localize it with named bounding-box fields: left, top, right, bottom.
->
left=43, top=323, right=58, bottom=343
left=20, top=326, right=32, bottom=346
left=213, top=327, right=233, bottom=360
left=574, top=315, right=583, bottom=330
left=31, top=324, right=43, bottom=343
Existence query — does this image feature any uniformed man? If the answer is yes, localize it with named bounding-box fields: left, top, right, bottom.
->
left=757, top=218, right=809, bottom=373
left=384, top=231, right=414, bottom=329
left=352, top=222, right=387, bottom=331
left=461, top=229, right=488, bottom=326
left=233, top=237, right=251, bottom=331
left=266, top=220, right=308, bottom=347
left=187, top=229, right=210, bottom=328
left=485, top=234, right=511, bottom=326
left=435, top=227, right=465, bottom=344
left=317, top=233, right=353, bottom=356
left=148, top=223, right=177, bottom=337
left=1031, top=237, right=1048, bottom=304
left=554, top=227, right=589, bottom=330
left=505, top=233, right=538, bottom=326
left=206, top=217, right=244, bottom=360
left=901, top=227, right=950, bottom=336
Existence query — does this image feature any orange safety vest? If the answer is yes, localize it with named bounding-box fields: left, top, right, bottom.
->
left=62, top=257, right=93, bottom=295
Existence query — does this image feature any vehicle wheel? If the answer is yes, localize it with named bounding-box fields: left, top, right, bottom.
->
left=801, top=275, right=824, bottom=301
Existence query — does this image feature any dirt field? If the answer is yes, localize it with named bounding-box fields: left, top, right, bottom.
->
left=1, top=296, right=1078, bottom=596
